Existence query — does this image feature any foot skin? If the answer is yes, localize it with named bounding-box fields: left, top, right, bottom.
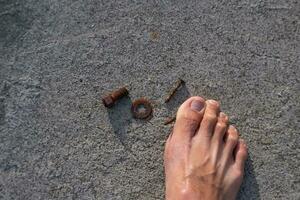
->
left=164, top=97, right=248, bottom=200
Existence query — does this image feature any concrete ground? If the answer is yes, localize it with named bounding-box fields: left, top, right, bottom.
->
left=0, top=0, right=299, bottom=199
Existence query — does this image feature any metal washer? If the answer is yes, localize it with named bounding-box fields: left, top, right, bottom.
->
left=131, top=98, right=153, bottom=119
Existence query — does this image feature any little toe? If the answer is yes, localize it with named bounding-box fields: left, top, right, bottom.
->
left=234, top=139, right=248, bottom=171
left=172, top=96, right=206, bottom=142
left=223, top=125, right=239, bottom=162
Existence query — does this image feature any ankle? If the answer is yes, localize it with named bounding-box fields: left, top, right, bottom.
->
left=166, top=184, right=222, bottom=200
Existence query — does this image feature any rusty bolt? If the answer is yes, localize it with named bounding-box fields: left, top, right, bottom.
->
left=102, top=87, right=129, bottom=107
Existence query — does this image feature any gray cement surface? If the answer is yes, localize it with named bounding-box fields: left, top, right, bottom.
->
left=0, top=0, right=299, bottom=199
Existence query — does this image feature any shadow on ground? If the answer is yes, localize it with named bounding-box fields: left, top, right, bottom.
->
left=238, top=155, right=260, bottom=200
left=107, top=96, right=133, bottom=148
left=165, top=82, right=191, bottom=113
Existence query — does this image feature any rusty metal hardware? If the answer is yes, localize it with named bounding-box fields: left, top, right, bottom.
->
left=102, top=87, right=129, bottom=107
left=164, top=116, right=176, bottom=125
left=131, top=98, right=153, bottom=119
left=165, top=79, right=185, bottom=103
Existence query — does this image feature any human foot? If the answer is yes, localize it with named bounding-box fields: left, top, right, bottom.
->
left=164, top=97, right=248, bottom=200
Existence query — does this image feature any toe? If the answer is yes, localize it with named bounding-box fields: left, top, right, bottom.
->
left=172, top=96, right=206, bottom=142
left=223, top=125, right=239, bottom=161
left=234, top=139, right=248, bottom=171
left=196, top=99, right=220, bottom=139
left=212, top=112, right=229, bottom=144
left=210, top=112, right=228, bottom=162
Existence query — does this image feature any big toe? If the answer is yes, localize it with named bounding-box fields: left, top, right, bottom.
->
left=171, top=96, right=206, bottom=142
left=196, top=99, right=220, bottom=139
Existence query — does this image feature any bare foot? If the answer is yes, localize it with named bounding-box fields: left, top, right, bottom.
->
left=164, top=97, right=248, bottom=200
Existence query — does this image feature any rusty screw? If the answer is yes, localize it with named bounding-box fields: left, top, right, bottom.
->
left=164, top=116, right=176, bottom=125
left=102, top=87, right=129, bottom=107
left=165, top=79, right=185, bottom=103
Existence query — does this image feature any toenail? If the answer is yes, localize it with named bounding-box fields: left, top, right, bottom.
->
left=191, top=100, right=204, bottom=112
left=207, top=99, right=219, bottom=106
left=240, top=139, right=247, bottom=147
left=220, top=112, right=226, bottom=118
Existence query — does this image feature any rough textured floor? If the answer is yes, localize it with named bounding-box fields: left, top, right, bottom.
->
left=0, top=0, right=299, bottom=199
